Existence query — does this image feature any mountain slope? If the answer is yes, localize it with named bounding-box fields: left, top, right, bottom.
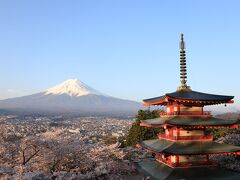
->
left=0, top=79, right=142, bottom=116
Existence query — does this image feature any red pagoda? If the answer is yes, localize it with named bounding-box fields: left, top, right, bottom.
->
left=135, top=34, right=240, bottom=179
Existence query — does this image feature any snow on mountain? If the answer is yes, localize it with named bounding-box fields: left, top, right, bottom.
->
left=45, top=79, right=104, bottom=97
left=0, top=79, right=142, bottom=116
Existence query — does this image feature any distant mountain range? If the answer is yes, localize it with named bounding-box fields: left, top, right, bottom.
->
left=0, top=79, right=142, bottom=116
left=216, top=112, right=240, bottom=120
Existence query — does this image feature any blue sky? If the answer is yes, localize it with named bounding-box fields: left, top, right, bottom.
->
left=0, top=1, right=240, bottom=109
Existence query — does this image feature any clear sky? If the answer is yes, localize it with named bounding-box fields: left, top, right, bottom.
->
left=0, top=1, right=240, bottom=110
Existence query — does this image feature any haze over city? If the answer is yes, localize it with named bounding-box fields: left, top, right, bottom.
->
left=0, top=1, right=240, bottom=112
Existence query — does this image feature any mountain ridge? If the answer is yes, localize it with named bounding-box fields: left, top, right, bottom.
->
left=0, top=79, right=142, bottom=117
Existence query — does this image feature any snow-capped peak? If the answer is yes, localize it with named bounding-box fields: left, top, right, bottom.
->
left=45, top=79, right=104, bottom=97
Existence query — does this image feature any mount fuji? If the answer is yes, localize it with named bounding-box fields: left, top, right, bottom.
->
left=0, top=79, right=142, bottom=116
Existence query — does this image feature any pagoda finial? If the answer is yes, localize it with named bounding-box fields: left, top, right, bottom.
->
left=177, top=33, right=191, bottom=91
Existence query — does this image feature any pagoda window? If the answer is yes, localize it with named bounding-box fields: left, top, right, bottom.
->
left=173, top=130, right=177, bottom=137
left=167, top=107, right=170, bottom=113
left=161, top=154, right=165, bottom=159
left=174, top=106, right=178, bottom=112
left=171, top=155, right=177, bottom=163
left=165, top=129, right=170, bottom=135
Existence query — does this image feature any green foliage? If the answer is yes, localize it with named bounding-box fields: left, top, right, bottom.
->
left=207, top=126, right=240, bottom=140
left=124, top=109, right=163, bottom=147
left=135, top=109, right=160, bottom=123
left=207, top=115, right=240, bottom=140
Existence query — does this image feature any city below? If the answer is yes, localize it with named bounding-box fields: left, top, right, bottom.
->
left=0, top=114, right=147, bottom=179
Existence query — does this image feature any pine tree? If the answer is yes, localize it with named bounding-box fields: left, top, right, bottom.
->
left=124, top=109, right=163, bottom=146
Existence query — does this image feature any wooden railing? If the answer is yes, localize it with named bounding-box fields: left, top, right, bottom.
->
left=160, top=111, right=211, bottom=116
left=158, top=134, right=213, bottom=141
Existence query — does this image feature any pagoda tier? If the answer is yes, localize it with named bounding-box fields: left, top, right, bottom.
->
left=135, top=159, right=240, bottom=180
left=143, top=90, right=234, bottom=106
left=139, top=139, right=240, bottom=155
left=140, top=116, right=239, bottom=129
left=135, top=34, right=240, bottom=179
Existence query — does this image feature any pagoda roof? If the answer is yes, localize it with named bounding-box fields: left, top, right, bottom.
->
left=135, top=158, right=240, bottom=180
left=140, top=139, right=240, bottom=155
left=140, top=116, right=238, bottom=128
left=143, top=90, right=234, bottom=106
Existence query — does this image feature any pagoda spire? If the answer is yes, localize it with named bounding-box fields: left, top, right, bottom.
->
left=177, top=33, right=191, bottom=91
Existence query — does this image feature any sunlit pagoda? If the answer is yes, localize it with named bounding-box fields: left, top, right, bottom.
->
left=135, top=34, right=240, bottom=179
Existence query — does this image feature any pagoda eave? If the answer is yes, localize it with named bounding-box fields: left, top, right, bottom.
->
left=139, top=139, right=240, bottom=155
left=138, top=146, right=240, bottom=156
left=143, top=90, right=234, bottom=106
left=140, top=123, right=238, bottom=129
left=144, top=97, right=234, bottom=106
left=140, top=116, right=239, bottom=129
left=134, top=159, right=240, bottom=180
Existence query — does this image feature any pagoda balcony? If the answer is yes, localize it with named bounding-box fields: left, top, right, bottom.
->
left=156, top=157, right=217, bottom=168
left=160, top=111, right=211, bottom=117
left=158, top=133, right=213, bottom=141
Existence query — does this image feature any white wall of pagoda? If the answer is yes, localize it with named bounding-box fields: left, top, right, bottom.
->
left=179, top=129, right=204, bottom=136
